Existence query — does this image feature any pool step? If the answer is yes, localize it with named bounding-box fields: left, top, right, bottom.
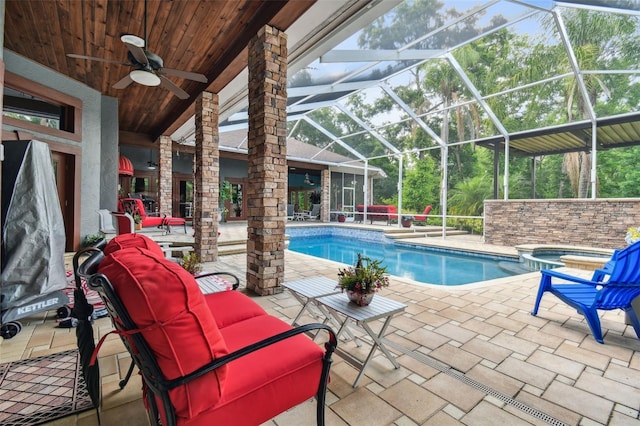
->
left=385, top=232, right=427, bottom=239
left=425, top=230, right=469, bottom=237
left=218, top=239, right=246, bottom=256
left=384, top=226, right=467, bottom=240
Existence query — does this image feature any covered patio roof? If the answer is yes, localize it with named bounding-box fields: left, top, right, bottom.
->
left=477, top=111, right=640, bottom=157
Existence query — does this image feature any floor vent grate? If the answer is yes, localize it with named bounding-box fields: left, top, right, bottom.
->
left=381, top=338, right=569, bottom=426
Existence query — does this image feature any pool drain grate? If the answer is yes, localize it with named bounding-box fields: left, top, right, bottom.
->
left=380, top=338, right=570, bottom=426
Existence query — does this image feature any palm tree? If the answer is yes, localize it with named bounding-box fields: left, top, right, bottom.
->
left=546, top=9, right=637, bottom=197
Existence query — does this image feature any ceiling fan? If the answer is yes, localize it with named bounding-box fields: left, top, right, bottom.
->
left=304, top=173, right=316, bottom=186
left=66, top=0, right=207, bottom=99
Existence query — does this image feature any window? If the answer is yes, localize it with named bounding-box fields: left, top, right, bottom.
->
left=2, top=72, right=82, bottom=142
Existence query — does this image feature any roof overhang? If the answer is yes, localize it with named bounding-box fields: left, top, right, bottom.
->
left=476, top=112, right=640, bottom=157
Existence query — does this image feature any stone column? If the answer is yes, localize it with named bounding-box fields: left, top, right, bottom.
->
left=157, top=135, right=172, bottom=216
left=194, top=91, right=219, bottom=262
left=321, top=169, right=330, bottom=222
left=246, top=25, right=287, bottom=295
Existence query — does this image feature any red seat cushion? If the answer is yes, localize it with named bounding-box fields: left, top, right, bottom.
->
left=103, top=233, right=164, bottom=257
left=178, top=315, right=325, bottom=425
left=204, top=291, right=268, bottom=329
left=98, top=248, right=229, bottom=419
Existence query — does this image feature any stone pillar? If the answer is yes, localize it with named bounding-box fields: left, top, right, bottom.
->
left=321, top=169, right=330, bottom=222
left=246, top=25, right=287, bottom=296
left=194, top=91, right=219, bottom=262
left=157, top=135, right=172, bottom=216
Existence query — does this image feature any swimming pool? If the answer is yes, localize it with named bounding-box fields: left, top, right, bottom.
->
left=286, top=227, right=520, bottom=286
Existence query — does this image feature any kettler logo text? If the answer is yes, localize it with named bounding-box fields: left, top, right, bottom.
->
left=17, top=298, right=59, bottom=315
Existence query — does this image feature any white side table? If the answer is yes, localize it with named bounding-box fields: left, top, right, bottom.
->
left=316, top=292, right=407, bottom=387
left=282, top=277, right=340, bottom=326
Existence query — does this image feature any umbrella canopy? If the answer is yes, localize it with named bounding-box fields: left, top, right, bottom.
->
left=118, top=155, right=134, bottom=176
left=72, top=248, right=102, bottom=421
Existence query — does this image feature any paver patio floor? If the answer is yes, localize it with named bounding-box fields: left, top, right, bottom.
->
left=2, top=222, right=639, bottom=425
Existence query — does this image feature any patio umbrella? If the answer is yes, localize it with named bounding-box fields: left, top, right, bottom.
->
left=72, top=249, right=101, bottom=422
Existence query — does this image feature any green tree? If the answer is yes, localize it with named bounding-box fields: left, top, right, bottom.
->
left=402, top=154, right=439, bottom=212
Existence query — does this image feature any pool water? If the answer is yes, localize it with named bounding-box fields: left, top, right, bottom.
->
left=288, top=235, right=519, bottom=286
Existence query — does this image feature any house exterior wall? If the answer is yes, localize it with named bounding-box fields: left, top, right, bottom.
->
left=3, top=50, right=118, bottom=245
left=484, top=198, right=640, bottom=249
left=100, top=96, right=118, bottom=211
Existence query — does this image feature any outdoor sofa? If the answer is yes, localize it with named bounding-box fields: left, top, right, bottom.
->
left=355, top=204, right=398, bottom=225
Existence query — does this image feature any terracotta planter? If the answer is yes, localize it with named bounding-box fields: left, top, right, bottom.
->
left=338, top=215, right=346, bottom=223
left=135, top=223, right=143, bottom=231
left=401, top=219, right=413, bottom=228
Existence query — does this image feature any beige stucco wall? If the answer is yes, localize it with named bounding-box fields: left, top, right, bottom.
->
left=484, top=198, right=640, bottom=249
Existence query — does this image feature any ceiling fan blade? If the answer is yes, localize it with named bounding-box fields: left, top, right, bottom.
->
left=123, top=41, right=149, bottom=66
left=112, top=74, right=134, bottom=90
left=159, top=75, right=189, bottom=99
left=67, top=53, right=129, bottom=66
left=159, top=68, right=208, bottom=83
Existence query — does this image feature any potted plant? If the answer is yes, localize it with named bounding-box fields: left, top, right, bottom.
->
left=181, top=252, right=202, bottom=275
left=219, top=181, right=232, bottom=222
left=337, top=213, right=346, bottom=223
left=82, top=233, right=105, bottom=248
left=218, top=207, right=229, bottom=223
left=133, top=213, right=142, bottom=230
left=337, top=253, right=389, bottom=306
left=401, top=215, right=413, bottom=228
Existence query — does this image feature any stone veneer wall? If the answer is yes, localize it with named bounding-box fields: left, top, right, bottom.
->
left=193, top=91, right=219, bottom=262
left=321, top=169, right=330, bottom=222
left=246, top=25, right=287, bottom=295
left=158, top=135, right=172, bottom=216
left=484, top=198, right=640, bottom=249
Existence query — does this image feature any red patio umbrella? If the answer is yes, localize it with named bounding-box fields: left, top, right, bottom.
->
left=118, top=155, right=134, bottom=176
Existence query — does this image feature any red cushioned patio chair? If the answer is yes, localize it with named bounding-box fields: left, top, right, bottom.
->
left=75, top=234, right=241, bottom=390
left=79, top=247, right=337, bottom=425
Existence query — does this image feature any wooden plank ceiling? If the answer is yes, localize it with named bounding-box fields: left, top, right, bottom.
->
left=3, top=0, right=315, bottom=139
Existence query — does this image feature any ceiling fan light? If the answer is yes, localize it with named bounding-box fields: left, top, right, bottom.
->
left=121, top=34, right=145, bottom=48
left=130, top=69, right=161, bottom=86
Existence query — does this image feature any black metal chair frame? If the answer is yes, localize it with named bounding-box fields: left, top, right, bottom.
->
left=77, top=249, right=337, bottom=426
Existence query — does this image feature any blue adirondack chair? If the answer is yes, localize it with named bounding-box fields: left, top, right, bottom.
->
left=531, top=241, right=640, bottom=343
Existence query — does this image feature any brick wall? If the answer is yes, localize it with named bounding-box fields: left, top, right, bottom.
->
left=484, top=198, right=640, bottom=248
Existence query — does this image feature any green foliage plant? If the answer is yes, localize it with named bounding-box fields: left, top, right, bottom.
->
left=82, top=233, right=105, bottom=248
left=337, top=253, right=389, bottom=295
left=181, top=252, right=202, bottom=275
left=219, top=181, right=232, bottom=204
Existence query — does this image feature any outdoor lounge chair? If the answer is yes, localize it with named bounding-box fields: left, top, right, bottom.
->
left=111, top=212, right=135, bottom=235
left=78, top=236, right=337, bottom=425
left=531, top=241, right=640, bottom=343
left=119, top=197, right=187, bottom=233
left=304, top=204, right=321, bottom=221
left=287, top=204, right=295, bottom=220
left=96, top=209, right=116, bottom=234
left=413, top=205, right=432, bottom=222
